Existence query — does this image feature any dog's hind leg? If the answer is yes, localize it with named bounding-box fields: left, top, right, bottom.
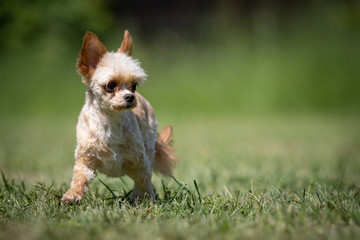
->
left=127, top=165, right=155, bottom=203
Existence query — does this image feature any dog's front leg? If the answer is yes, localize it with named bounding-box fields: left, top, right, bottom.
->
left=62, top=158, right=96, bottom=203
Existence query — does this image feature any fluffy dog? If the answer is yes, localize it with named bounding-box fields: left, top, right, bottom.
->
left=62, top=31, right=177, bottom=203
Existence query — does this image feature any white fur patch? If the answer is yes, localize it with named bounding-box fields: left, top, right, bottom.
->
left=93, top=52, right=147, bottom=87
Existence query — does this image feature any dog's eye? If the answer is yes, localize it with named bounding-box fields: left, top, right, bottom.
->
left=130, top=81, right=137, bottom=92
left=105, top=82, right=117, bottom=92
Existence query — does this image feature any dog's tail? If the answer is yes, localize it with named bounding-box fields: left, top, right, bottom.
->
left=153, top=126, right=178, bottom=177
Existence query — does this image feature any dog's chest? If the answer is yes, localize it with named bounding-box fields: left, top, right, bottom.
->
left=94, top=115, right=146, bottom=176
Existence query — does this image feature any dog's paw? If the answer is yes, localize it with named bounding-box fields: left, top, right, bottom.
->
left=62, top=189, right=84, bottom=204
left=130, top=187, right=156, bottom=205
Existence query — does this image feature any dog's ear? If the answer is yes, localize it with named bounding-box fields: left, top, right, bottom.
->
left=117, top=30, right=133, bottom=56
left=77, top=31, right=107, bottom=83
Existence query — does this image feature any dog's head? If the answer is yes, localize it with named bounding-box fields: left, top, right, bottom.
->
left=77, top=31, right=147, bottom=112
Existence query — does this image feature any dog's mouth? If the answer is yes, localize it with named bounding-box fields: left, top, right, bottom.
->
left=124, top=102, right=135, bottom=109
left=111, top=102, right=136, bottom=112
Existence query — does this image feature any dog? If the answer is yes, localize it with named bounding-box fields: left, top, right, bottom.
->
left=62, top=31, right=178, bottom=203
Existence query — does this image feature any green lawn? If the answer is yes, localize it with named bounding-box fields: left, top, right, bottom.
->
left=0, top=115, right=359, bottom=239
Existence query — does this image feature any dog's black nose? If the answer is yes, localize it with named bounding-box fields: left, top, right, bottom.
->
left=124, top=94, right=135, bottom=103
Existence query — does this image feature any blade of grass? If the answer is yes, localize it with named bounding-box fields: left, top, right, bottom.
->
left=224, top=185, right=233, bottom=200
left=98, top=178, right=117, bottom=199
left=169, top=185, right=186, bottom=203
left=1, top=170, right=11, bottom=192
left=161, top=179, right=168, bottom=200
left=194, top=180, right=203, bottom=204
left=171, top=176, right=184, bottom=186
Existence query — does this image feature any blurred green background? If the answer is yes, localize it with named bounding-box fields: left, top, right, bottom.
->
left=0, top=0, right=359, bottom=181
left=1, top=0, right=359, bottom=118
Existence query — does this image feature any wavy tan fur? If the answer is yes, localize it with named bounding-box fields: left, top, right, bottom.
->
left=154, top=126, right=178, bottom=176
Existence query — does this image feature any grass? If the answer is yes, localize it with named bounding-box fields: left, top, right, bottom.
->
left=0, top=115, right=359, bottom=239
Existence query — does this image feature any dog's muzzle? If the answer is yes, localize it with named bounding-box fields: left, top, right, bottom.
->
left=124, top=94, right=135, bottom=104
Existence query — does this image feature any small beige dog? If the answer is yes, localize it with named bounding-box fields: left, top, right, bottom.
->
left=62, top=31, right=177, bottom=203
